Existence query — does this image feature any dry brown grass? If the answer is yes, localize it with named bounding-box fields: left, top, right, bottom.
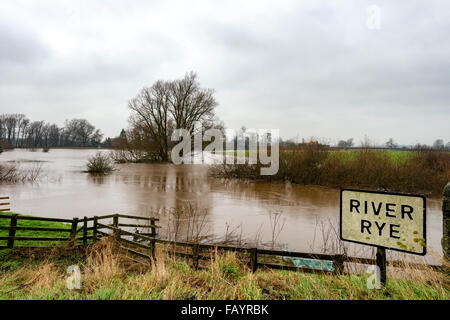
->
left=0, top=261, right=60, bottom=297
left=82, top=240, right=126, bottom=291
left=0, top=237, right=448, bottom=300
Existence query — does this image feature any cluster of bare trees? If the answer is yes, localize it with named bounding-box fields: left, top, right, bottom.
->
left=337, top=138, right=354, bottom=149
left=0, top=114, right=103, bottom=149
left=117, top=72, right=222, bottom=162
left=431, top=139, right=450, bottom=150
left=335, top=137, right=450, bottom=150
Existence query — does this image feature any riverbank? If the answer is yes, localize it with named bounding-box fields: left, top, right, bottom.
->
left=212, top=148, right=450, bottom=196
left=0, top=238, right=448, bottom=300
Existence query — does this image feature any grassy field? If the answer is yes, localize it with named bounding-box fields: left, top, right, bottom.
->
left=328, top=149, right=416, bottom=164
left=225, top=149, right=420, bottom=162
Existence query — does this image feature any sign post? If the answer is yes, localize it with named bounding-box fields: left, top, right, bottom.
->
left=340, top=189, right=426, bottom=286
left=443, top=182, right=450, bottom=261
left=376, top=247, right=386, bottom=285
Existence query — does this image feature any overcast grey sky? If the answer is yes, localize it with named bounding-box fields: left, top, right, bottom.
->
left=0, top=0, right=449, bottom=145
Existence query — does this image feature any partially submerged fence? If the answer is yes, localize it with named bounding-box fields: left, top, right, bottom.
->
left=0, top=213, right=157, bottom=250
left=0, top=212, right=440, bottom=274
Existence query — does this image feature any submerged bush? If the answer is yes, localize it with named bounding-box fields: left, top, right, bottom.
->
left=0, top=163, right=43, bottom=183
left=0, top=164, right=19, bottom=182
left=86, top=152, right=114, bottom=174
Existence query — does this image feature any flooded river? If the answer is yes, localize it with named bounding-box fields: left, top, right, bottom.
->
left=0, top=149, right=443, bottom=260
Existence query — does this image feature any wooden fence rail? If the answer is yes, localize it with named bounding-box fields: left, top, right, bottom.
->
left=0, top=213, right=157, bottom=249
left=0, top=196, right=10, bottom=212
left=0, top=212, right=441, bottom=275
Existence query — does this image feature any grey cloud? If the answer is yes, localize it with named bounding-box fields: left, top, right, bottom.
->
left=0, top=20, right=50, bottom=64
left=0, top=0, right=448, bottom=145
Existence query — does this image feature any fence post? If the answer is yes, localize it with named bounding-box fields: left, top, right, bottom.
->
left=443, top=182, right=450, bottom=261
left=93, top=216, right=98, bottom=242
left=334, top=254, right=345, bottom=275
left=7, top=214, right=18, bottom=249
left=250, top=248, right=258, bottom=273
left=70, top=217, right=79, bottom=246
left=113, top=215, right=119, bottom=241
left=150, top=221, right=156, bottom=260
left=192, top=243, right=199, bottom=269
left=376, top=247, right=387, bottom=286
left=83, top=216, right=88, bottom=246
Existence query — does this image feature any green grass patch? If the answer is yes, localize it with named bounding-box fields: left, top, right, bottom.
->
left=0, top=212, right=92, bottom=249
left=328, top=150, right=417, bottom=165
left=225, top=149, right=418, bottom=164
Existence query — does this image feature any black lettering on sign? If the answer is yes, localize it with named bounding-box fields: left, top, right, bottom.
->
left=372, top=202, right=382, bottom=215
left=374, top=221, right=386, bottom=236
left=401, top=205, right=414, bottom=220
left=350, top=200, right=360, bottom=213
left=390, top=224, right=400, bottom=239
left=386, top=203, right=396, bottom=218
left=361, top=220, right=371, bottom=234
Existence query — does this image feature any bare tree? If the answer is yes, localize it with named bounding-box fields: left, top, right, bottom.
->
left=17, top=115, right=30, bottom=147
left=268, top=209, right=286, bottom=249
left=127, top=72, right=219, bottom=162
left=0, top=113, right=103, bottom=148
left=385, top=138, right=397, bottom=149
left=47, top=124, right=61, bottom=147
left=0, top=114, right=26, bottom=146
left=168, top=71, right=217, bottom=134
left=433, top=139, right=445, bottom=150
left=26, top=121, right=45, bottom=147
left=337, top=138, right=353, bottom=148
left=129, top=81, right=171, bottom=161
left=360, top=135, right=372, bottom=148
left=64, top=118, right=103, bottom=147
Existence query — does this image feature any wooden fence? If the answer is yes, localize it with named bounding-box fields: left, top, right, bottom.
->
left=0, top=212, right=440, bottom=274
left=0, top=213, right=157, bottom=249
left=0, top=196, right=10, bottom=212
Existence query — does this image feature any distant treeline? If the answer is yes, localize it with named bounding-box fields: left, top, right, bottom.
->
left=0, top=114, right=105, bottom=149
left=279, top=137, right=450, bottom=150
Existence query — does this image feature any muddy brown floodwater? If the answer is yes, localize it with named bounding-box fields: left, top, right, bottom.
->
left=0, top=149, right=443, bottom=261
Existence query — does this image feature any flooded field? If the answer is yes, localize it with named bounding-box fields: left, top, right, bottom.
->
left=0, top=149, right=443, bottom=260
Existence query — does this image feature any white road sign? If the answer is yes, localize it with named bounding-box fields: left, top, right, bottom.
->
left=340, top=189, right=426, bottom=255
